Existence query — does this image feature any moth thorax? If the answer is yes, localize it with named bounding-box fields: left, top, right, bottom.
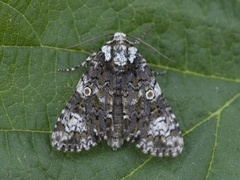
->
left=146, top=89, right=155, bottom=100
left=113, top=45, right=128, bottom=66
left=83, top=87, right=92, bottom=96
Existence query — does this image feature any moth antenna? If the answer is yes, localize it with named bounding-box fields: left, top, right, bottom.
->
left=128, top=34, right=175, bottom=63
left=67, top=33, right=113, bottom=49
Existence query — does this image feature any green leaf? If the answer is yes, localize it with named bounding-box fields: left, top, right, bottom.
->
left=0, top=0, right=240, bottom=179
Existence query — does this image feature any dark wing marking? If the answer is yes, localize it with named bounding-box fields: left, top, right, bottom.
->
left=52, top=53, right=112, bottom=152
left=123, top=55, right=184, bottom=157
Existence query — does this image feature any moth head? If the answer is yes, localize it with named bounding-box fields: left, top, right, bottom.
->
left=113, top=32, right=127, bottom=41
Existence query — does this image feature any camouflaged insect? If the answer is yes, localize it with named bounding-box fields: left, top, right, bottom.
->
left=52, top=32, right=184, bottom=157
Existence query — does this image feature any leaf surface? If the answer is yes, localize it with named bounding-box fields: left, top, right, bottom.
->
left=0, top=0, right=240, bottom=179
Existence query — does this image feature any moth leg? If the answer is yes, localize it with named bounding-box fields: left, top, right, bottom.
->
left=151, top=69, right=166, bottom=76
left=58, top=53, right=96, bottom=72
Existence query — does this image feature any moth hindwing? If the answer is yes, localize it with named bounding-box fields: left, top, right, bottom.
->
left=52, top=32, right=184, bottom=157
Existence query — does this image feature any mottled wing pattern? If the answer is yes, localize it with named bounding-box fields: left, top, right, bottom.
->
left=122, top=55, right=183, bottom=157
left=52, top=32, right=184, bottom=156
left=52, top=53, right=112, bottom=152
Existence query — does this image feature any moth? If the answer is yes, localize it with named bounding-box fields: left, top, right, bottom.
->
left=52, top=32, right=184, bottom=157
